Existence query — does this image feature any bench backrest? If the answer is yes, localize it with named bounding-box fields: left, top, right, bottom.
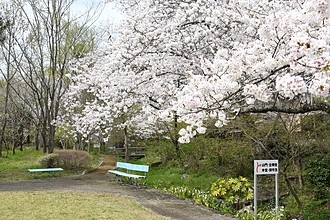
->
left=116, top=162, right=149, bottom=172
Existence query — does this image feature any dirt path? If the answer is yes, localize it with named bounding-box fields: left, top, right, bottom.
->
left=0, top=155, right=237, bottom=220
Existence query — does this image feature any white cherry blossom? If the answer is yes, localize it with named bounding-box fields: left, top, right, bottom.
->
left=60, top=0, right=330, bottom=144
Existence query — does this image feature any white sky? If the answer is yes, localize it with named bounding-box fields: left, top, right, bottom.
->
left=71, top=0, right=124, bottom=26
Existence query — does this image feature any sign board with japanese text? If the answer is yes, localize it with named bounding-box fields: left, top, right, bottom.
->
left=254, top=160, right=278, bottom=175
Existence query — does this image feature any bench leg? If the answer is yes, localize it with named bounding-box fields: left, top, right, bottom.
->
left=129, top=178, right=146, bottom=188
left=108, top=173, right=121, bottom=183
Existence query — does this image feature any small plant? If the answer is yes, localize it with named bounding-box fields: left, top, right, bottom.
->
left=210, top=176, right=253, bottom=209
left=163, top=186, right=233, bottom=214
left=236, top=206, right=284, bottom=220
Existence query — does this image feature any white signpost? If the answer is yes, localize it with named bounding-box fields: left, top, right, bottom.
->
left=254, top=160, right=279, bottom=220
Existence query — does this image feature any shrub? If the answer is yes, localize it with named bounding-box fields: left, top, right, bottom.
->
left=210, top=176, right=253, bottom=210
left=305, top=153, right=330, bottom=199
left=218, top=140, right=254, bottom=177
left=38, top=150, right=91, bottom=170
left=302, top=199, right=330, bottom=220
left=144, top=138, right=177, bottom=164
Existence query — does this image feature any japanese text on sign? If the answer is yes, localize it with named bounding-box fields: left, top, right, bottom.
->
left=254, top=160, right=278, bottom=175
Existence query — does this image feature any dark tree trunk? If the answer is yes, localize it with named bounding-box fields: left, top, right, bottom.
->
left=0, top=139, right=3, bottom=157
left=48, top=125, right=55, bottom=153
left=12, top=144, right=16, bottom=155
left=26, top=134, right=30, bottom=144
left=297, top=158, right=304, bottom=188
left=41, top=129, right=47, bottom=153
left=35, top=129, right=40, bottom=151
left=174, top=114, right=179, bottom=154
left=18, top=125, right=24, bottom=151
left=124, top=126, right=129, bottom=162
left=284, top=165, right=302, bottom=209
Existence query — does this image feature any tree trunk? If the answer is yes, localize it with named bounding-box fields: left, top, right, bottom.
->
left=48, top=125, right=55, bottom=153
left=87, top=136, right=90, bottom=153
left=0, top=137, right=3, bottom=158
left=41, top=129, right=47, bottom=153
left=124, top=126, right=129, bottom=162
left=174, top=113, right=180, bottom=154
left=19, top=125, right=24, bottom=151
left=284, top=166, right=302, bottom=209
left=297, top=159, right=304, bottom=188
left=12, top=144, right=16, bottom=155
left=35, top=127, right=40, bottom=151
left=27, top=135, right=30, bottom=144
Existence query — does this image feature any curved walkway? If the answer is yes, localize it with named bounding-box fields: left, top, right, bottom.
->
left=0, top=155, right=237, bottom=220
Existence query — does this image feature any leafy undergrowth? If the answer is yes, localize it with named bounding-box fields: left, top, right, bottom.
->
left=284, top=193, right=330, bottom=220
left=145, top=164, right=236, bottom=215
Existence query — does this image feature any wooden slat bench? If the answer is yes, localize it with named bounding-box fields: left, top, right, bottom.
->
left=108, top=162, right=149, bottom=180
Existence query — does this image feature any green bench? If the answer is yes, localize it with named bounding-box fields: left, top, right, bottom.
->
left=108, top=162, right=149, bottom=180
left=28, top=168, right=64, bottom=173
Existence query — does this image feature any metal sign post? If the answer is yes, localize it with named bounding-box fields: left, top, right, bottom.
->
left=254, top=160, right=279, bottom=220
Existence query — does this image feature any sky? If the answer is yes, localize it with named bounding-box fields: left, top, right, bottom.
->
left=71, top=0, right=124, bottom=26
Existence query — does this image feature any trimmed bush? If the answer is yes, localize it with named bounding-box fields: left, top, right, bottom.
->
left=38, top=150, right=91, bottom=170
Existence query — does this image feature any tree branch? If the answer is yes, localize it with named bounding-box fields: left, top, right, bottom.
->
left=243, top=102, right=330, bottom=115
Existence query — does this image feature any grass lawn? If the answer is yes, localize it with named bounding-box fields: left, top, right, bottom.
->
left=0, top=149, right=45, bottom=182
left=145, top=164, right=219, bottom=191
left=0, top=191, right=166, bottom=220
left=0, top=148, right=96, bottom=182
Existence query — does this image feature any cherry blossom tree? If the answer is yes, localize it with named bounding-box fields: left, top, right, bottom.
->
left=171, top=0, right=330, bottom=143
left=63, top=0, right=330, bottom=156
left=62, top=0, right=254, bottom=151
left=61, top=0, right=330, bottom=209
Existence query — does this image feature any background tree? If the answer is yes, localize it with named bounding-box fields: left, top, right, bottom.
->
left=0, top=0, right=102, bottom=154
left=0, top=8, right=9, bottom=43
left=0, top=4, right=21, bottom=157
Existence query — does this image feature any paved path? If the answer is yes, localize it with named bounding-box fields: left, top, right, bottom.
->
left=0, top=155, right=237, bottom=220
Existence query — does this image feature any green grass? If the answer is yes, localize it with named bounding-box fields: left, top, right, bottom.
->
left=0, top=191, right=166, bottom=220
left=145, top=164, right=219, bottom=191
left=0, top=149, right=44, bottom=182
left=0, top=148, right=96, bottom=182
